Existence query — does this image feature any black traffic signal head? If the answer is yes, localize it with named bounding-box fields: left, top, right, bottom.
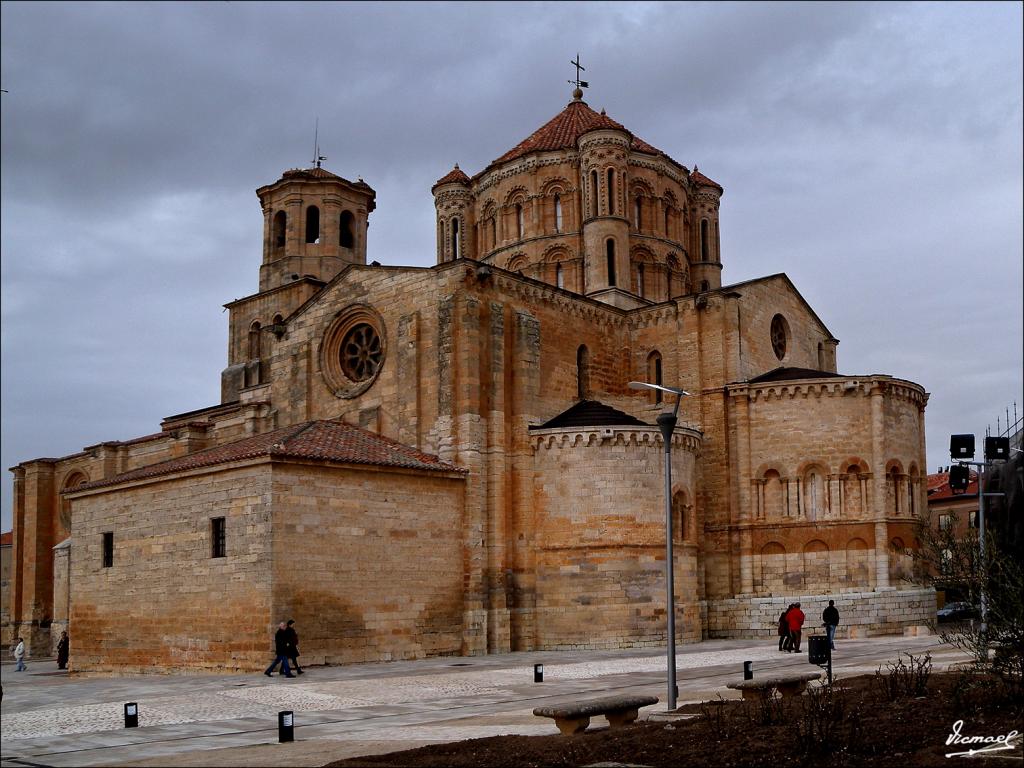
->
left=985, top=436, right=1010, bottom=462
left=950, top=434, right=975, bottom=459
left=949, top=463, right=971, bottom=493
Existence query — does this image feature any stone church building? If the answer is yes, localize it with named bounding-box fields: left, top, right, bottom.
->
left=9, top=88, right=934, bottom=673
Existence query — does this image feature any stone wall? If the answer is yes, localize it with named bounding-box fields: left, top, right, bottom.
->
left=531, top=425, right=702, bottom=648
left=269, top=463, right=466, bottom=665
left=68, top=464, right=275, bottom=673
left=705, top=587, right=936, bottom=639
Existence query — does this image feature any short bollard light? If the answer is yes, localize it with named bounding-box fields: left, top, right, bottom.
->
left=743, top=661, right=753, bottom=680
left=278, top=710, right=295, bottom=743
left=534, top=663, right=544, bottom=683
left=124, top=702, right=139, bottom=728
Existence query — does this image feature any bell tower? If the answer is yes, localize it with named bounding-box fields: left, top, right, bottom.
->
left=256, top=167, right=376, bottom=291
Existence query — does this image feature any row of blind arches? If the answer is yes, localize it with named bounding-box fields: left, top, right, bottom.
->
left=272, top=208, right=356, bottom=249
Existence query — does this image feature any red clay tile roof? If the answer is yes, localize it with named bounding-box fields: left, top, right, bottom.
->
left=0, top=531, right=12, bottom=546
left=282, top=167, right=344, bottom=182
left=690, top=168, right=723, bottom=191
left=927, top=470, right=979, bottom=500
left=71, top=420, right=463, bottom=491
left=433, top=164, right=471, bottom=190
left=484, top=98, right=675, bottom=172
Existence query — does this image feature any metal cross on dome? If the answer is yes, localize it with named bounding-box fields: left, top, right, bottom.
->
left=568, top=54, right=589, bottom=90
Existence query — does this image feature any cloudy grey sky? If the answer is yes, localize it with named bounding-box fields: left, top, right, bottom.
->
left=2, top=1, right=1021, bottom=530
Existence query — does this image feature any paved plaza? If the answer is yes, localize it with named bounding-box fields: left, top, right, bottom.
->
left=1, top=635, right=970, bottom=767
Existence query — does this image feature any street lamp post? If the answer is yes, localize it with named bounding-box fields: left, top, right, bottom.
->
left=629, top=380, right=690, bottom=711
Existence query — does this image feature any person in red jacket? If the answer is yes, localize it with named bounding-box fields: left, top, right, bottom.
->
left=787, top=602, right=806, bottom=652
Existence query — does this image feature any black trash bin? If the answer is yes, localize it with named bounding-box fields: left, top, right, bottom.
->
left=808, top=634, right=830, bottom=665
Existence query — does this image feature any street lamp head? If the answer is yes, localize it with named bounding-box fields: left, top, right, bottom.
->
left=628, top=381, right=690, bottom=397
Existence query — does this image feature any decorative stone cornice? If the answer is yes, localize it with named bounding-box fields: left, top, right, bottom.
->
left=434, top=189, right=474, bottom=206
left=488, top=274, right=630, bottom=327
left=728, top=375, right=928, bottom=407
left=473, top=154, right=579, bottom=196
left=530, top=425, right=702, bottom=454
left=629, top=156, right=687, bottom=186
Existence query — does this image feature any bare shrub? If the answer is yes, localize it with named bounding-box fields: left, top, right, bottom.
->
left=873, top=651, right=932, bottom=701
left=789, top=679, right=861, bottom=758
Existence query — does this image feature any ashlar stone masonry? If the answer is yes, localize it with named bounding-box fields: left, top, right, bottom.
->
left=9, top=88, right=933, bottom=671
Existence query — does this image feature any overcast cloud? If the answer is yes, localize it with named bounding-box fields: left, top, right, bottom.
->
left=2, top=1, right=1022, bottom=530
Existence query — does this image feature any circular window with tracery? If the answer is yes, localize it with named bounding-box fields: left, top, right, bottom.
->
left=321, top=305, right=386, bottom=398
left=770, top=314, right=789, bottom=361
left=341, top=323, right=382, bottom=381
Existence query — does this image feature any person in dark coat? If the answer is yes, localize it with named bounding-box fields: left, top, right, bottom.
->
left=778, top=605, right=793, bottom=651
left=822, top=599, right=840, bottom=650
left=787, top=602, right=806, bottom=652
left=284, top=619, right=303, bottom=675
left=264, top=622, right=295, bottom=678
left=56, top=631, right=70, bottom=670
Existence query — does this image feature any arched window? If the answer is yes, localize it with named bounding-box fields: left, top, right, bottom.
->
left=490, top=216, right=497, bottom=249
left=556, top=263, right=564, bottom=289
left=577, top=345, right=590, bottom=400
left=634, top=196, right=642, bottom=231
left=637, top=263, right=645, bottom=298
left=339, top=210, right=355, bottom=248
left=554, top=194, right=563, bottom=232
left=451, top=217, right=460, bottom=259
left=700, top=219, right=709, bottom=261
left=700, top=279, right=710, bottom=292
left=606, top=168, right=615, bottom=214
left=672, top=490, right=692, bottom=542
left=248, top=321, right=261, bottom=361
left=714, top=220, right=720, bottom=261
left=647, top=351, right=663, bottom=403
left=606, top=239, right=616, bottom=286
left=273, top=210, right=287, bottom=250
left=803, top=467, right=827, bottom=521
left=590, top=170, right=598, bottom=216
left=305, top=206, right=320, bottom=244
left=515, top=203, right=524, bottom=239
left=889, top=467, right=901, bottom=515
left=664, top=207, right=671, bottom=237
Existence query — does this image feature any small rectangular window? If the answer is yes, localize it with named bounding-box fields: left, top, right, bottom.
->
left=211, top=517, right=226, bottom=558
left=102, top=532, right=114, bottom=568
left=969, top=510, right=977, bottom=529
left=939, top=514, right=953, bottom=531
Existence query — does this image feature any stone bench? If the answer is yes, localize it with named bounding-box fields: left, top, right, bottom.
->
left=533, top=695, right=660, bottom=735
left=726, top=671, right=822, bottom=700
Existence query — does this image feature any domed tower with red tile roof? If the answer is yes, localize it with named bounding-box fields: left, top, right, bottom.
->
left=256, top=165, right=376, bottom=292
left=441, top=86, right=723, bottom=308
left=690, top=167, right=724, bottom=292
left=432, top=164, right=474, bottom=262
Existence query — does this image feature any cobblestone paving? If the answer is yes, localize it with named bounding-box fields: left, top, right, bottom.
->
left=1, top=635, right=967, bottom=768
left=1, top=646, right=790, bottom=742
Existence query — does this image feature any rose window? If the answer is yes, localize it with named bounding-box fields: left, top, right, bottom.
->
left=340, top=323, right=383, bottom=382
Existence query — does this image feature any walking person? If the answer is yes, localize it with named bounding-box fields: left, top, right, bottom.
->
left=263, top=622, right=295, bottom=678
left=822, top=599, right=840, bottom=650
left=56, top=631, right=70, bottom=670
left=13, top=637, right=26, bottom=671
left=778, top=604, right=793, bottom=651
left=284, top=619, right=303, bottom=675
left=787, top=602, right=806, bottom=652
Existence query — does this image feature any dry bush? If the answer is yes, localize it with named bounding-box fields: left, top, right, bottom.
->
left=873, top=651, right=932, bottom=701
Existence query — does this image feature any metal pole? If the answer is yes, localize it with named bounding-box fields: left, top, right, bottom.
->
left=657, top=404, right=680, bottom=711
left=977, top=462, right=987, bottom=637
